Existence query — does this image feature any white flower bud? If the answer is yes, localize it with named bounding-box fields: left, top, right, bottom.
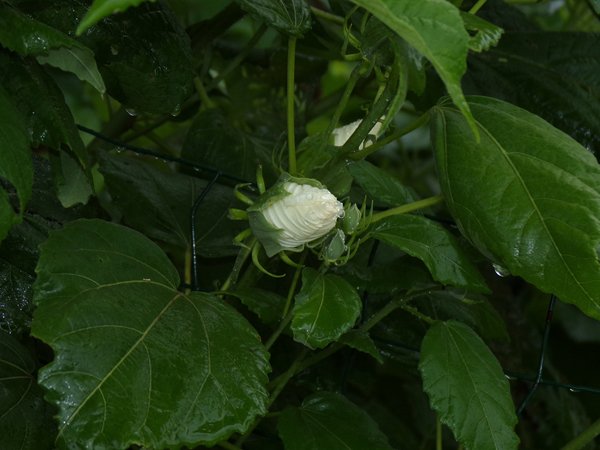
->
left=332, top=117, right=384, bottom=149
left=248, top=177, right=344, bottom=256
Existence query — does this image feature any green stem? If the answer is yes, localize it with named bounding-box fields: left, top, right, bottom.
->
left=401, top=303, right=436, bottom=325
left=468, top=0, right=487, bottom=14
left=281, top=252, right=307, bottom=319
left=287, top=36, right=298, bottom=175
left=348, top=111, right=430, bottom=160
left=208, top=23, right=268, bottom=90
left=328, top=63, right=363, bottom=134
left=310, top=6, right=345, bottom=25
left=221, top=242, right=254, bottom=293
left=370, top=195, right=444, bottom=224
left=436, top=415, right=443, bottom=450
left=561, top=417, right=600, bottom=450
left=237, top=349, right=309, bottom=446
left=194, top=77, right=215, bottom=109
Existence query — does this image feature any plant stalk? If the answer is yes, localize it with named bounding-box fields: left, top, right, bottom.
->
left=561, top=418, right=600, bottom=450
left=287, top=36, right=298, bottom=175
left=370, top=195, right=444, bottom=224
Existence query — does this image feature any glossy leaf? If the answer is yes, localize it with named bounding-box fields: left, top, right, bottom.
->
left=292, top=268, right=361, bottom=349
left=466, top=32, right=600, bottom=154
left=278, top=391, right=393, bottom=450
left=0, top=86, right=32, bottom=243
left=77, top=0, right=153, bottom=34
left=349, top=0, right=476, bottom=134
left=369, top=215, right=489, bottom=293
left=236, top=0, right=311, bottom=36
left=100, top=153, right=245, bottom=257
left=432, top=96, right=600, bottom=320
left=348, top=160, right=416, bottom=207
left=0, top=4, right=105, bottom=93
left=0, top=331, right=56, bottom=450
left=31, top=219, right=270, bottom=449
left=419, top=321, right=519, bottom=450
left=461, top=12, right=504, bottom=52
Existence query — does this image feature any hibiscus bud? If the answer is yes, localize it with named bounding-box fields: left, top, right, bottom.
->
left=248, top=175, right=344, bottom=257
left=332, top=116, right=385, bottom=149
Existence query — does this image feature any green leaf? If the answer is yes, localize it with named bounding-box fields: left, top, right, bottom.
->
left=100, top=153, right=245, bottom=257
left=278, top=391, right=393, bottom=450
left=31, top=219, right=270, bottom=449
left=0, top=218, right=50, bottom=336
left=79, top=1, right=194, bottom=114
left=77, top=0, right=154, bottom=35
left=421, top=291, right=509, bottom=342
left=292, top=268, right=361, bottom=349
left=349, top=0, right=476, bottom=135
left=466, top=32, right=600, bottom=154
left=432, top=96, right=600, bottom=320
left=0, top=4, right=105, bottom=93
left=236, top=0, right=311, bottom=36
left=0, top=330, right=56, bottom=450
left=369, top=215, right=489, bottom=293
left=0, top=52, right=92, bottom=207
left=461, top=12, right=504, bottom=53
left=348, top=160, right=416, bottom=207
left=0, top=86, right=33, bottom=243
left=419, top=321, right=519, bottom=450
left=339, top=330, right=383, bottom=364
left=182, top=109, right=273, bottom=182
left=228, top=287, right=285, bottom=325
left=589, top=0, right=600, bottom=15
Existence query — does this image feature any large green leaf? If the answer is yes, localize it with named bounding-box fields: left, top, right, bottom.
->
left=236, top=0, right=311, bottom=36
left=31, top=219, right=270, bottom=449
left=0, top=331, right=56, bottom=450
left=419, top=321, right=519, bottom=450
left=0, top=52, right=92, bottom=207
left=348, top=160, right=416, bottom=207
left=100, top=153, right=245, bottom=257
left=292, top=268, right=361, bottom=349
left=278, top=391, right=393, bottom=450
left=0, top=86, right=32, bottom=243
left=0, top=4, right=105, bottom=93
left=466, top=32, right=600, bottom=154
left=78, top=1, right=194, bottom=114
left=349, top=0, right=476, bottom=133
left=77, top=0, right=154, bottom=34
left=369, top=215, right=489, bottom=293
left=432, top=96, right=600, bottom=320
left=0, top=218, right=51, bottom=336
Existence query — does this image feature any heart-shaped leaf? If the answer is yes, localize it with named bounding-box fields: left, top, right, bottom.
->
left=31, top=219, right=270, bottom=449
left=432, top=96, right=600, bottom=320
left=278, top=391, right=393, bottom=450
left=419, top=321, right=519, bottom=450
left=292, top=268, right=361, bottom=349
